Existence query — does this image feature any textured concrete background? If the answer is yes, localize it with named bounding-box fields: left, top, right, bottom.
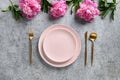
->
left=0, top=0, right=120, bottom=80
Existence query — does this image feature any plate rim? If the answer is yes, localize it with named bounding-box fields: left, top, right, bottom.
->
left=38, top=24, right=81, bottom=67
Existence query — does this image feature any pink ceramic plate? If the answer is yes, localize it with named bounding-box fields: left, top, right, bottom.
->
left=38, top=24, right=81, bottom=67
left=43, top=27, right=77, bottom=63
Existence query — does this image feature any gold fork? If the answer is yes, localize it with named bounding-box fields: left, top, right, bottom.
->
left=28, top=28, right=34, bottom=64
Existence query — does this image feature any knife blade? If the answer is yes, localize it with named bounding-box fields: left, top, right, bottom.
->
left=84, top=31, right=88, bottom=66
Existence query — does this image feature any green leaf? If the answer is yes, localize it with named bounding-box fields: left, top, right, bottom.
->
left=74, top=3, right=79, bottom=12
left=99, top=0, right=104, bottom=6
left=98, top=0, right=116, bottom=20
left=13, top=4, right=19, bottom=7
left=1, top=9, right=9, bottom=12
left=113, top=0, right=116, bottom=3
left=45, top=0, right=52, bottom=7
left=101, top=8, right=110, bottom=19
left=8, top=5, right=12, bottom=10
left=44, top=5, right=48, bottom=13
left=78, top=0, right=82, bottom=2
left=10, top=4, right=22, bottom=20
left=12, top=10, right=17, bottom=20
left=99, top=7, right=108, bottom=11
left=104, top=0, right=108, bottom=7
left=1, top=1, right=22, bottom=20
left=70, top=0, right=80, bottom=14
left=41, top=0, right=52, bottom=13
left=110, top=10, right=114, bottom=20
left=70, top=4, right=75, bottom=14
left=66, top=0, right=73, bottom=5
left=1, top=5, right=12, bottom=12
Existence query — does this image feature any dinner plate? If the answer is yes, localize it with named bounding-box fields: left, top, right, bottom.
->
left=38, top=24, right=81, bottom=67
left=43, top=27, right=77, bottom=63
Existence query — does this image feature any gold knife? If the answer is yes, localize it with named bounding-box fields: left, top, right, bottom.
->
left=84, top=31, right=88, bottom=66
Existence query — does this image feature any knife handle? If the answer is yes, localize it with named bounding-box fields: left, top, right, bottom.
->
left=84, top=43, right=87, bottom=66
left=91, top=41, right=94, bottom=66
left=84, top=32, right=88, bottom=66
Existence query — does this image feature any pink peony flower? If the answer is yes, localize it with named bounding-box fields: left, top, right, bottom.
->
left=50, top=0, right=68, bottom=18
left=19, top=0, right=41, bottom=19
left=76, top=0, right=100, bottom=22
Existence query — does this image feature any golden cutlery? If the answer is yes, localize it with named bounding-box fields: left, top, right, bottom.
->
left=84, top=31, right=88, bottom=66
left=29, top=28, right=34, bottom=64
left=89, top=32, right=97, bottom=66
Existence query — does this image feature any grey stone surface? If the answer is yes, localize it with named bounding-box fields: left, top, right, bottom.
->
left=0, top=0, right=120, bottom=80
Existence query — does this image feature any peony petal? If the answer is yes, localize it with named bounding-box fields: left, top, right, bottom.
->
left=50, top=0, right=67, bottom=18
left=19, top=0, right=41, bottom=19
left=76, top=0, right=100, bottom=22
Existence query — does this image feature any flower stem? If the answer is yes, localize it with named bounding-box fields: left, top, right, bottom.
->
left=8, top=0, right=16, bottom=10
left=116, top=0, right=120, bottom=5
left=9, top=0, right=14, bottom=6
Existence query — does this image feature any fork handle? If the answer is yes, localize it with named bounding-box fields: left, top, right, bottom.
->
left=91, top=41, right=94, bottom=66
left=30, top=40, right=32, bottom=64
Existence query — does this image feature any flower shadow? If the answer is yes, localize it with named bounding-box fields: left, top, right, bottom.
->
left=74, top=15, right=90, bottom=25
left=48, top=16, right=57, bottom=21
left=14, top=17, right=29, bottom=25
